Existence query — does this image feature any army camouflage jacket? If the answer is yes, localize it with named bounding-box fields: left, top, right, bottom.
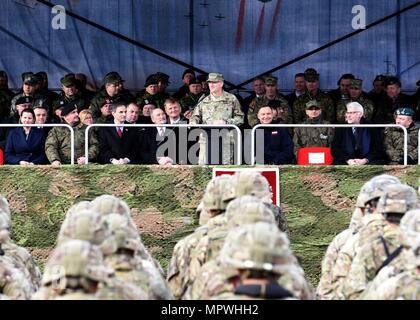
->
left=384, top=124, right=418, bottom=164
left=45, top=122, right=99, bottom=164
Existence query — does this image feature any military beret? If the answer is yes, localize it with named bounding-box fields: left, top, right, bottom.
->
left=103, top=73, right=123, bottom=85
left=182, top=68, right=195, bottom=79
left=264, top=75, right=278, bottom=85
left=23, top=74, right=39, bottom=86
left=155, top=72, right=170, bottom=84
left=385, top=76, right=401, bottom=87
left=394, top=107, right=414, bottom=117
left=349, top=79, right=363, bottom=89
left=100, top=97, right=114, bottom=107
left=52, top=100, right=66, bottom=111
left=207, top=73, right=224, bottom=82
left=305, top=100, right=320, bottom=109
left=61, top=102, right=78, bottom=117
left=144, top=74, right=159, bottom=87
left=15, top=96, right=33, bottom=105
left=60, top=76, right=76, bottom=87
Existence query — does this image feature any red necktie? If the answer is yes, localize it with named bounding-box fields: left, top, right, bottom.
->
left=117, top=127, right=122, bottom=137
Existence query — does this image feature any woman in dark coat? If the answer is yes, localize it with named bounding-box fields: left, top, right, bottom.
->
left=5, top=108, right=48, bottom=165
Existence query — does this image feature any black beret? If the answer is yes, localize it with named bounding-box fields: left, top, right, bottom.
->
left=61, top=102, right=77, bottom=117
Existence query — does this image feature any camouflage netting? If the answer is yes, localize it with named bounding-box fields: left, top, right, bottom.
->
left=0, top=165, right=418, bottom=287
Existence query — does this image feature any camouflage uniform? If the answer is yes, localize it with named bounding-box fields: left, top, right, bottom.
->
left=0, top=258, right=33, bottom=300
left=336, top=96, right=374, bottom=123
left=360, top=209, right=420, bottom=299
left=135, top=90, right=166, bottom=110
left=190, top=89, right=244, bottom=165
left=34, top=240, right=146, bottom=300
left=292, top=116, right=334, bottom=155
left=0, top=213, right=41, bottom=293
left=211, top=223, right=303, bottom=300
left=167, top=175, right=231, bottom=299
left=10, top=93, right=47, bottom=118
left=89, top=90, right=117, bottom=121
left=89, top=195, right=160, bottom=271
left=53, top=92, right=90, bottom=113
left=179, top=92, right=204, bottom=114
left=293, top=90, right=335, bottom=124
left=45, top=121, right=99, bottom=164
left=223, top=170, right=288, bottom=233
left=342, top=184, right=419, bottom=299
left=187, top=197, right=276, bottom=288
left=384, top=124, right=418, bottom=165
left=102, top=214, right=172, bottom=300
left=247, top=95, right=291, bottom=127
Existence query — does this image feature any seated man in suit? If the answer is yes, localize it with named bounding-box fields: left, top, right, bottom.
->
left=255, top=105, right=294, bottom=165
left=98, top=102, right=139, bottom=165
left=138, top=108, right=176, bottom=165
left=332, top=102, right=385, bottom=165
left=164, top=98, right=188, bottom=124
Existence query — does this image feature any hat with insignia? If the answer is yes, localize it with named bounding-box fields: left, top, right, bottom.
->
left=305, top=100, right=320, bottom=109
left=394, top=107, right=414, bottom=117
left=15, top=96, right=34, bottom=105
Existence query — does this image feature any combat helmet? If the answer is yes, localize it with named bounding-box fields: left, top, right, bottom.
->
left=219, top=222, right=293, bottom=275
left=398, top=209, right=420, bottom=251
left=222, top=171, right=271, bottom=204
left=355, top=174, right=401, bottom=209
left=225, top=195, right=276, bottom=229
left=202, top=175, right=232, bottom=211
left=57, top=209, right=117, bottom=255
left=65, top=201, right=91, bottom=220
left=376, top=184, right=419, bottom=221
left=101, top=214, right=142, bottom=254
left=42, top=240, right=112, bottom=286
left=0, top=196, right=11, bottom=221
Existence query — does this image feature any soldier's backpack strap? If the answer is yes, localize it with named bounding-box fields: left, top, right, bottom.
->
left=379, top=236, right=390, bottom=257
left=375, top=245, right=403, bottom=276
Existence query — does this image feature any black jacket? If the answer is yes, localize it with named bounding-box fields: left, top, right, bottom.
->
left=98, top=121, right=140, bottom=164
left=331, top=118, right=385, bottom=165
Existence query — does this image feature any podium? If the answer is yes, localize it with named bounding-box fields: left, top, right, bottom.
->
left=296, top=147, right=333, bottom=165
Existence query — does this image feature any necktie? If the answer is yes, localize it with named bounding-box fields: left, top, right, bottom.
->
left=159, top=128, right=164, bottom=137
left=117, top=127, right=122, bottom=137
left=352, top=127, right=357, bottom=136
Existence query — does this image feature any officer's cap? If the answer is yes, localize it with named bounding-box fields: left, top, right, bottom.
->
left=189, top=78, right=202, bottom=86
left=385, top=76, right=401, bottom=87
left=144, top=74, right=159, bottom=87
left=103, top=73, right=123, bottom=85
left=23, top=74, right=39, bottom=86
left=305, top=100, right=320, bottom=109
left=304, top=69, right=319, bottom=82
left=15, top=96, right=33, bottom=105
left=61, top=76, right=77, bottom=87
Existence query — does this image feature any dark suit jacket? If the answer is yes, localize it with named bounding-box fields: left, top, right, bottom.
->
left=138, top=127, right=182, bottom=164
left=5, top=128, right=48, bottom=164
left=98, top=122, right=140, bottom=164
left=331, top=119, right=385, bottom=165
left=256, top=126, right=294, bottom=165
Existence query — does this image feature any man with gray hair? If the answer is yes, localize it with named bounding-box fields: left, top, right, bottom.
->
left=331, top=102, right=385, bottom=165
